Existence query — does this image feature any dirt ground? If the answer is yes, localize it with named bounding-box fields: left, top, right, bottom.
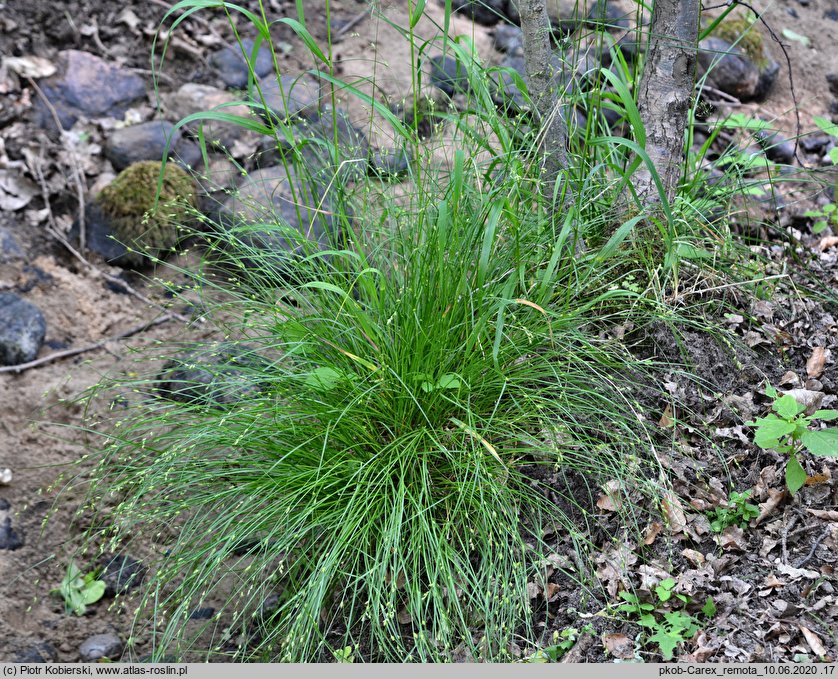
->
left=0, top=0, right=837, bottom=663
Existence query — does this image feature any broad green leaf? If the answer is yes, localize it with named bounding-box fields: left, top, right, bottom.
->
left=619, top=591, right=639, bottom=603
left=764, top=383, right=778, bottom=399
left=409, top=0, right=427, bottom=27
left=812, top=410, right=838, bottom=421
left=648, top=629, right=679, bottom=660
left=637, top=613, right=658, bottom=628
left=676, top=243, right=714, bottom=260
left=813, top=116, right=838, bottom=138
left=752, top=415, right=796, bottom=448
left=305, top=366, right=348, bottom=392
left=436, top=374, right=463, bottom=390
left=774, top=394, right=804, bottom=419
left=800, top=429, right=838, bottom=457
left=829, top=147, right=838, bottom=165
left=702, top=597, right=717, bottom=618
left=81, top=580, right=106, bottom=605
left=786, top=456, right=807, bottom=494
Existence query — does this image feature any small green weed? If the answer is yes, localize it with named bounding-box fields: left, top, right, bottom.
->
left=526, top=626, right=593, bottom=662
left=803, top=203, right=838, bottom=235
left=615, top=579, right=715, bottom=661
left=51, top=562, right=106, bottom=616
left=332, top=646, right=355, bottom=663
left=746, top=384, right=838, bottom=494
left=707, top=490, right=759, bottom=532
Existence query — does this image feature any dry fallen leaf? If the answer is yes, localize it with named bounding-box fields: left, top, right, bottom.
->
left=818, top=236, right=838, bottom=251
left=596, top=480, right=623, bottom=512
left=643, top=522, right=663, bottom=545
left=805, top=509, right=838, bottom=521
left=603, top=633, right=635, bottom=660
left=658, top=404, right=673, bottom=428
left=544, top=582, right=560, bottom=602
left=0, top=169, right=38, bottom=211
left=397, top=607, right=413, bottom=625
left=806, top=347, right=829, bottom=378
left=755, top=488, right=786, bottom=526
left=2, top=55, right=56, bottom=78
left=778, top=371, right=801, bottom=387
left=799, top=626, right=827, bottom=658
left=762, top=574, right=785, bottom=590
left=718, top=525, right=748, bottom=551
left=527, top=582, right=540, bottom=599
left=681, top=549, right=705, bottom=567
left=782, top=388, right=824, bottom=415
left=661, top=490, right=688, bottom=533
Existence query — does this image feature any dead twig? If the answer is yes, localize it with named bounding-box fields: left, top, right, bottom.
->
left=26, top=76, right=87, bottom=255
left=0, top=314, right=176, bottom=375
left=794, top=526, right=830, bottom=569
left=332, top=9, right=370, bottom=43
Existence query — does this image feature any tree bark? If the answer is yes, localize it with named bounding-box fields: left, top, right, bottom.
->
left=517, top=0, right=568, bottom=202
left=633, top=0, right=700, bottom=206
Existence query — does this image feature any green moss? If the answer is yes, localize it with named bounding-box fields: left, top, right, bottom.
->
left=710, top=13, right=769, bottom=70
left=98, top=160, right=196, bottom=265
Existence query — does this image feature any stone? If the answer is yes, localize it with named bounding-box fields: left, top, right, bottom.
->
left=189, top=607, right=215, bottom=619
left=34, top=50, right=145, bottom=130
left=370, top=147, right=411, bottom=179
left=586, top=0, right=631, bottom=30
left=157, top=342, right=267, bottom=407
left=450, top=0, right=507, bottom=25
left=104, top=120, right=186, bottom=171
left=254, top=74, right=321, bottom=124
left=218, top=165, right=346, bottom=275
left=0, top=227, right=24, bottom=262
left=698, top=37, right=761, bottom=101
left=256, top=109, right=370, bottom=183
left=756, top=132, right=796, bottom=165
left=0, top=293, right=46, bottom=366
left=79, top=633, right=123, bottom=662
left=161, top=84, right=252, bottom=149
left=211, top=38, right=275, bottom=89
left=0, top=516, right=24, bottom=550
left=801, top=135, right=831, bottom=154
left=430, top=55, right=470, bottom=97
left=99, top=554, right=146, bottom=597
left=13, top=642, right=57, bottom=663
left=493, top=24, right=524, bottom=55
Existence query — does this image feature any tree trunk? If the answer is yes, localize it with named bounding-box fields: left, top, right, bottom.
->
left=517, top=0, right=568, bottom=202
left=633, top=0, right=700, bottom=206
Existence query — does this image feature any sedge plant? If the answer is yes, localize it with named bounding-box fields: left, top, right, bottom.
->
left=66, top=0, right=752, bottom=663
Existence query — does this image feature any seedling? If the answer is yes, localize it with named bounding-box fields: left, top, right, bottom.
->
left=746, top=384, right=838, bottom=494
left=526, top=626, right=593, bottom=662
left=332, top=646, right=355, bottom=663
left=51, top=562, right=106, bottom=616
left=803, top=203, right=838, bottom=235
left=614, top=579, right=715, bottom=661
left=707, top=490, right=759, bottom=532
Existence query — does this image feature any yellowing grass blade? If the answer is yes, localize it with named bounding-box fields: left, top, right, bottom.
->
left=449, top=417, right=503, bottom=465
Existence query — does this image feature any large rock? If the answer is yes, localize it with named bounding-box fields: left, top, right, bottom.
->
left=78, top=634, right=123, bottom=662
left=104, top=120, right=201, bottom=171
left=256, top=109, right=369, bottom=182
left=211, top=38, right=275, bottom=89
left=450, top=0, right=507, bottom=25
left=698, top=36, right=777, bottom=101
left=430, top=55, right=470, bottom=97
left=218, top=165, right=346, bottom=274
left=254, top=74, right=321, bottom=124
left=161, top=83, right=252, bottom=149
left=0, top=293, right=46, bottom=366
left=157, top=342, right=267, bottom=407
left=34, top=50, right=145, bottom=130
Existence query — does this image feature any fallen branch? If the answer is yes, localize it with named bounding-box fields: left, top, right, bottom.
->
left=0, top=314, right=177, bottom=375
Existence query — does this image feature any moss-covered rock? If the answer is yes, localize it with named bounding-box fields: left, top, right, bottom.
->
left=97, top=160, right=196, bottom=266
left=709, top=11, right=769, bottom=69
